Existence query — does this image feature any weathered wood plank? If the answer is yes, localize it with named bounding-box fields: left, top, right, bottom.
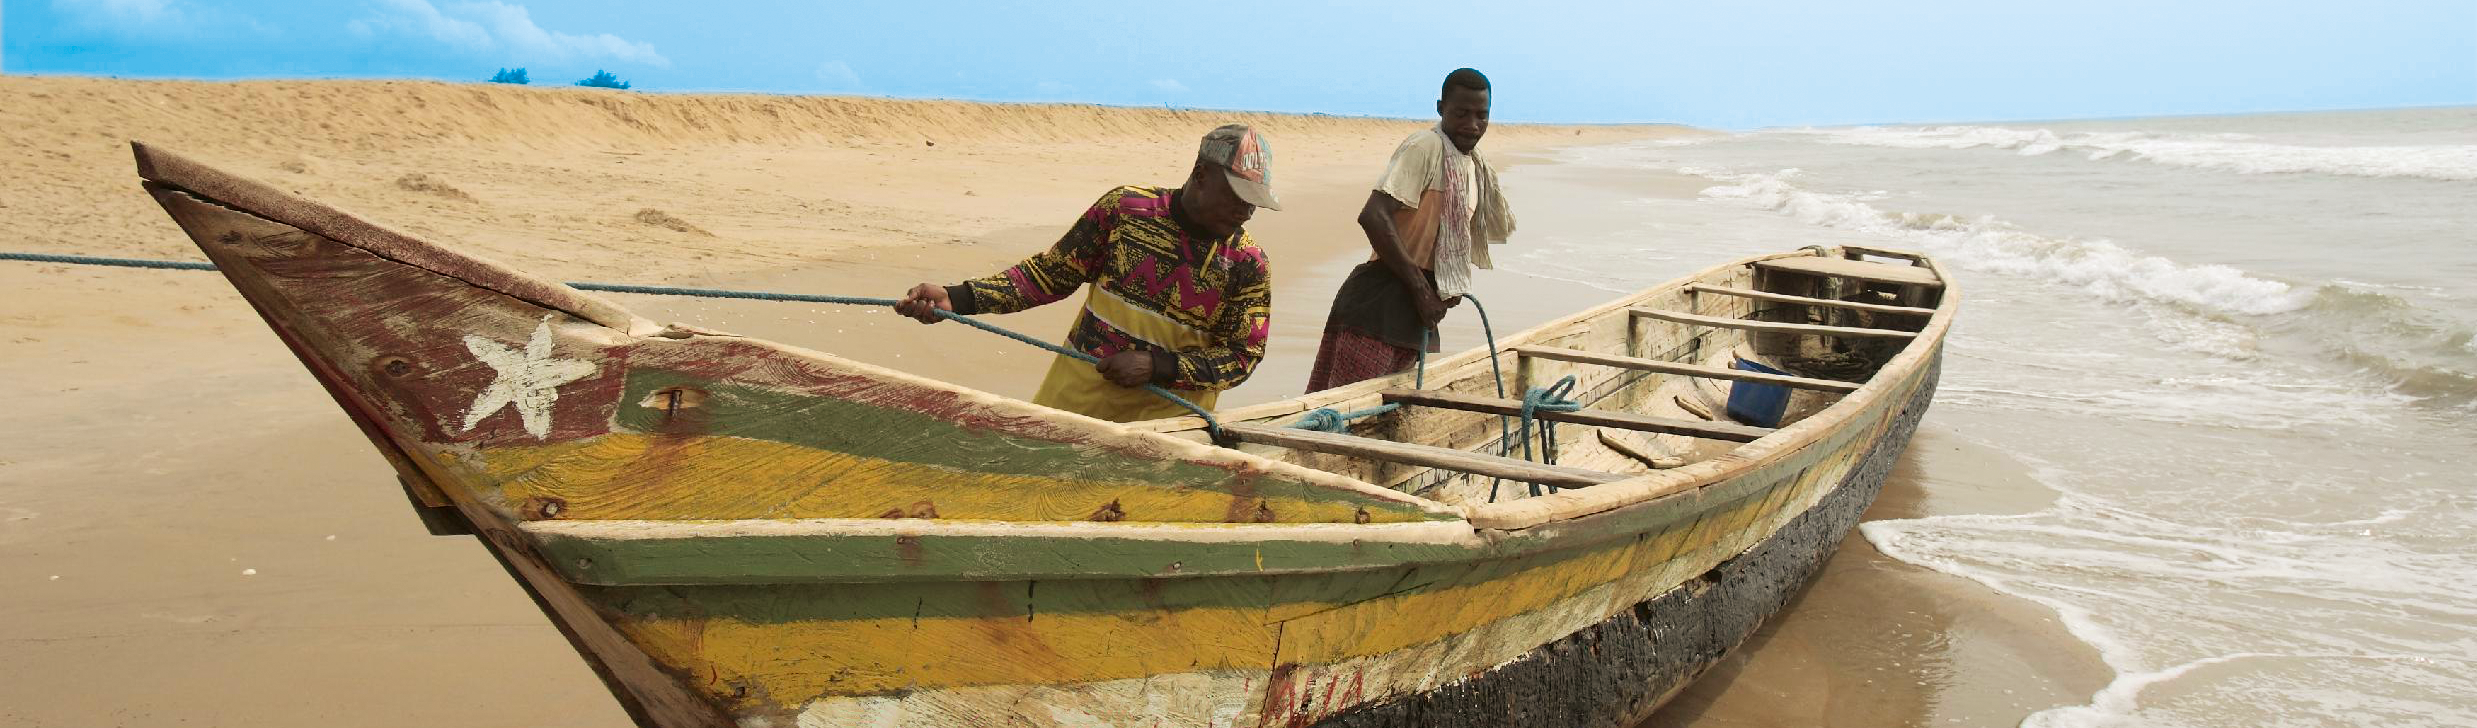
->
left=1629, top=307, right=1919, bottom=339
left=1509, top=346, right=1862, bottom=394
left=1379, top=389, right=1774, bottom=443
left=1753, top=255, right=1943, bottom=287
left=1597, top=429, right=1684, bottom=469
left=1219, top=423, right=1627, bottom=489
left=1683, top=284, right=1936, bottom=316
left=528, top=519, right=1490, bottom=584
left=1838, top=244, right=1928, bottom=262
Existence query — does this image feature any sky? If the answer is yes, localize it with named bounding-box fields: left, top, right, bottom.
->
left=4, top=0, right=2473, bottom=129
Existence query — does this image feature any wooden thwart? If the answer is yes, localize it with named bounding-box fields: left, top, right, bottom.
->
left=1379, top=389, right=1773, bottom=443
left=1839, top=245, right=1928, bottom=263
left=1754, top=255, right=1943, bottom=287
left=1220, top=423, right=1627, bottom=489
left=1684, top=284, right=1936, bottom=316
left=1510, top=346, right=1861, bottom=394
left=1630, top=308, right=1918, bottom=339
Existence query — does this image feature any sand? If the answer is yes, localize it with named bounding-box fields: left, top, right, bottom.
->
left=0, top=76, right=2100, bottom=727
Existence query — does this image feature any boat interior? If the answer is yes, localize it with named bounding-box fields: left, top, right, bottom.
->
left=1147, top=246, right=1951, bottom=510
left=131, top=141, right=1953, bottom=540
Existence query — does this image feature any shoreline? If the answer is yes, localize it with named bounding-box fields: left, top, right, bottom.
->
left=1647, top=425, right=2112, bottom=727
left=0, top=76, right=2102, bottom=727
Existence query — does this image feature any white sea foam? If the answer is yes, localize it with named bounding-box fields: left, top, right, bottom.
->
left=1693, top=170, right=2312, bottom=320
left=1788, top=125, right=2477, bottom=181
left=1867, top=493, right=2477, bottom=728
left=1558, top=112, right=2477, bottom=728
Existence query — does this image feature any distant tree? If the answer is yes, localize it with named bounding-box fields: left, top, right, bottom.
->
left=575, top=70, right=631, bottom=90
left=488, top=68, right=530, bottom=85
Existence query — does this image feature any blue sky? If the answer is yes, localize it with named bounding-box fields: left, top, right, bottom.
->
left=6, top=0, right=2472, bottom=128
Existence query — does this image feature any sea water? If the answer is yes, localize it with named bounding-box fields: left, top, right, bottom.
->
left=1521, top=107, right=2477, bottom=727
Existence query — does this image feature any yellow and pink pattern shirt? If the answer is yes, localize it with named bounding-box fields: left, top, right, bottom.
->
left=951, top=185, right=1272, bottom=422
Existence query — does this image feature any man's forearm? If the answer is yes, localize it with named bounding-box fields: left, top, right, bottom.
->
left=1358, top=204, right=1432, bottom=297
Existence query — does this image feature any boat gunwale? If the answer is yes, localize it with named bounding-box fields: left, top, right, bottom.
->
left=133, top=141, right=1957, bottom=582
left=1466, top=251, right=1954, bottom=530
left=523, top=251, right=1956, bottom=584
left=1138, top=246, right=1958, bottom=532
left=129, top=141, right=1461, bottom=524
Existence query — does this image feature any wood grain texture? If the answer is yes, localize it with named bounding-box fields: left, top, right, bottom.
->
left=1751, top=254, right=1943, bottom=287
left=1682, top=283, right=1936, bottom=316
left=1378, top=389, right=1773, bottom=443
left=1628, top=307, right=1920, bottom=339
left=1509, top=346, right=1862, bottom=393
left=1222, top=423, right=1627, bottom=489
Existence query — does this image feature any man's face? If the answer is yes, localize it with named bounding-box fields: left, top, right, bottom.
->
left=1438, top=86, right=1490, bottom=153
left=1185, top=166, right=1256, bottom=239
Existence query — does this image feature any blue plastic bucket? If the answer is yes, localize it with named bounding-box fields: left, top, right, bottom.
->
left=1726, top=357, right=1792, bottom=427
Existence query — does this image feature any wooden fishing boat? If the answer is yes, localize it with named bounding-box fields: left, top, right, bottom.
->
left=133, top=141, right=1955, bottom=728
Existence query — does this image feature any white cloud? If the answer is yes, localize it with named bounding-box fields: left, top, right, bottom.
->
left=352, top=0, right=669, bottom=68
left=50, top=0, right=272, bottom=37
left=52, top=0, right=182, bottom=25
left=814, top=60, right=862, bottom=91
left=1151, top=78, right=1189, bottom=93
left=349, top=0, right=489, bottom=50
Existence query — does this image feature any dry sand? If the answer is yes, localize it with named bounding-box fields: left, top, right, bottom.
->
left=0, top=76, right=2098, bottom=727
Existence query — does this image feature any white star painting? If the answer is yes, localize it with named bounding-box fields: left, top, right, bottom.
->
left=460, top=315, right=598, bottom=438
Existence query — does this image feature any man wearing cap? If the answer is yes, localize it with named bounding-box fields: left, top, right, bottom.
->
left=895, top=124, right=1279, bottom=422
left=1305, top=68, right=1515, bottom=390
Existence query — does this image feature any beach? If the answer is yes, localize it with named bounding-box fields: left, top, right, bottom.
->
left=6, top=76, right=2109, bottom=727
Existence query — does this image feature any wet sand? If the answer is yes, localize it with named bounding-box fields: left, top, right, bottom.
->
left=1, top=76, right=2101, bottom=726
left=1644, top=427, right=2112, bottom=727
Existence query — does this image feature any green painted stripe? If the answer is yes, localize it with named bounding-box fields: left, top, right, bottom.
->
left=567, top=536, right=1655, bottom=623
left=612, top=368, right=1452, bottom=520
left=538, top=526, right=1493, bottom=587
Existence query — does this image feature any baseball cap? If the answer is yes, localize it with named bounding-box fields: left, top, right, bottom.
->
left=1197, top=124, right=1280, bottom=211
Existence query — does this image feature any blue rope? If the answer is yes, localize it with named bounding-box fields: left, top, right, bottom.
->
left=1464, top=294, right=1535, bottom=501
left=0, top=252, right=218, bottom=270
left=1289, top=404, right=1394, bottom=433
left=4, top=253, right=1227, bottom=442
left=1278, top=294, right=1553, bottom=501
left=1286, top=329, right=1431, bottom=433
left=1513, top=375, right=1582, bottom=495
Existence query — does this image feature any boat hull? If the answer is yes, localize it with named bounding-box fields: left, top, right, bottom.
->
left=1314, top=360, right=1934, bottom=727
left=547, top=354, right=1939, bottom=727
left=128, top=141, right=1955, bottom=727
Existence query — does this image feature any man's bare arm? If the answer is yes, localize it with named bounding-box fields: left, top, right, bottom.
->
left=1356, top=190, right=1447, bottom=326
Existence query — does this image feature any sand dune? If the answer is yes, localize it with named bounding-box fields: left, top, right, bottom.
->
left=7, top=77, right=1626, bottom=151
left=0, top=76, right=1670, bottom=278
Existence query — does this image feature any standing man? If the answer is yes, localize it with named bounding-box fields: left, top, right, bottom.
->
left=895, top=124, right=1279, bottom=422
left=1305, top=68, right=1515, bottom=391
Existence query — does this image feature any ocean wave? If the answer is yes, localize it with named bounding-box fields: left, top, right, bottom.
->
left=1696, top=170, right=2310, bottom=317
left=1787, top=125, right=2477, bottom=181
left=1695, top=170, right=2477, bottom=403
left=2278, top=284, right=2477, bottom=404
left=1866, top=493, right=2477, bottom=728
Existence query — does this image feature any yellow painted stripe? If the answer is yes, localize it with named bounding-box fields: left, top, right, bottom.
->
left=610, top=482, right=1807, bottom=709
left=466, top=434, right=1419, bottom=524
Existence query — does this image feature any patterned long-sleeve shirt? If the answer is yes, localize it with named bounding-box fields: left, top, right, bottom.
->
left=949, top=186, right=1272, bottom=399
